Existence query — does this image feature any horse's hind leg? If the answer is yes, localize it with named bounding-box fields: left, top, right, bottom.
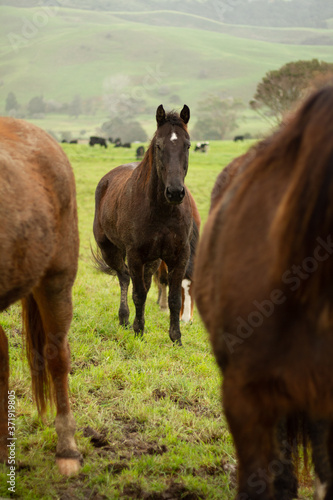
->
left=0, top=326, right=9, bottom=463
left=157, top=262, right=168, bottom=311
left=32, top=275, right=82, bottom=475
left=223, top=378, right=278, bottom=500
left=97, top=238, right=130, bottom=326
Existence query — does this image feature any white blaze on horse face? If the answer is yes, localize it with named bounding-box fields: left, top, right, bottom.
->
left=170, top=132, right=178, bottom=142
left=181, top=279, right=192, bottom=322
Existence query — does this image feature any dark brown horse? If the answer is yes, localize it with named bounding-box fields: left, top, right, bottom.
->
left=194, top=86, right=333, bottom=499
left=155, top=188, right=201, bottom=323
left=0, top=118, right=81, bottom=475
left=93, top=105, right=193, bottom=345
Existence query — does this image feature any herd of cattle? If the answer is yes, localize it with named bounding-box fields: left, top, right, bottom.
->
left=61, top=136, right=222, bottom=159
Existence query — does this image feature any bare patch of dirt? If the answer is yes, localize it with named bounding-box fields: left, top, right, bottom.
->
left=83, top=426, right=109, bottom=448
left=122, top=480, right=203, bottom=499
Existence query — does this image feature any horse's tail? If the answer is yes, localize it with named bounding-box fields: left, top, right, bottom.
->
left=91, top=244, right=116, bottom=276
left=185, top=218, right=200, bottom=281
left=270, top=86, right=333, bottom=306
left=22, top=294, right=52, bottom=416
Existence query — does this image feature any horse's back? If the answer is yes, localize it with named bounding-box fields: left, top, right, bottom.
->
left=0, top=117, right=78, bottom=310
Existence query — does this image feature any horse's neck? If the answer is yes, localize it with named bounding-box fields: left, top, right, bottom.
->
left=147, top=161, right=169, bottom=208
left=136, top=155, right=165, bottom=207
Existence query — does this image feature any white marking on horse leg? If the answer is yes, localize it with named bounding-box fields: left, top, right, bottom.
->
left=314, top=476, right=328, bottom=500
left=181, top=279, right=192, bottom=323
left=159, top=284, right=168, bottom=311
left=170, top=132, right=178, bottom=142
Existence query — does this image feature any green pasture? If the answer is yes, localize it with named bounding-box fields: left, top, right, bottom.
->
left=0, top=140, right=313, bottom=499
left=1, top=4, right=333, bottom=136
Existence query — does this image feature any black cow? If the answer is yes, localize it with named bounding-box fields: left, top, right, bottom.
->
left=70, top=139, right=78, bottom=144
left=89, top=136, right=108, bottom=148
left=233, top=135, right=244, bottom=142
left=136, top=146, right=145, bottom=160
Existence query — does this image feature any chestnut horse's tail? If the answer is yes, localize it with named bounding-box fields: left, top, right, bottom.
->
left=22, top=294, right=52, bottom=415
left=269, top=87, right=333, bottom=306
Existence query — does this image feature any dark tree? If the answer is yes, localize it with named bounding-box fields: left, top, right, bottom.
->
left=250, top=59, right=333, bottom=125
left=5, top=92, right=19, bottom=113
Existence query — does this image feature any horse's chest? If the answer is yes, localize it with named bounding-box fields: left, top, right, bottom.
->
left=139, top=224, right=189, bottom=262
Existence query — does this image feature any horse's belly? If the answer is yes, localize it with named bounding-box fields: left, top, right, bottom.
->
left=0, top=213, right=56, bottom=310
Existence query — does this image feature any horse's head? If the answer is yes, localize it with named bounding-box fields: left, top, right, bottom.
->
left=155, top=104, right=191, bottom=205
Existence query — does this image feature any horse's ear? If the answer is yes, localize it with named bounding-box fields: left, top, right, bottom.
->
left=180, top=105, right=190, bottom=124
left=156, top=104, right=166, bottom=127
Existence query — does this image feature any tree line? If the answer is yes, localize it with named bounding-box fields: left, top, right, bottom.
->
left=5, top=58, right=333, bottom=141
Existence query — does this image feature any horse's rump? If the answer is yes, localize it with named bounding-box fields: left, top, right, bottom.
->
left=0, top=118, right=78, bottom=309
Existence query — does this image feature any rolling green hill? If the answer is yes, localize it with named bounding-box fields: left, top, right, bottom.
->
left=1, top=5, right=333, bottom=138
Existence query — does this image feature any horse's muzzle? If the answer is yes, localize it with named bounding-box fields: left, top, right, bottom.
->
left=165, top=186, right=185, bottom=204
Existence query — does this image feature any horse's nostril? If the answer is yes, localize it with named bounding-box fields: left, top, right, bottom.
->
left=165, top=186, right=185, bottom=203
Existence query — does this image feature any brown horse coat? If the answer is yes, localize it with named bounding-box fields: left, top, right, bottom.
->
left=0, top=117, right=81, bottom=475
left=194, top=86, right=333, bottom=499
left=156, top=188, right=201, bottom=323
left=93, top=105, right=193, bottom=345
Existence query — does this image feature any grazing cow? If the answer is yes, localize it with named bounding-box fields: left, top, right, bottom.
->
left=194, top=86, right=333, bottom=499
left=194, top=141, right=209, bottom=152
left=89, top=136, right=107, bottom=148
left=136, top=145, right=145, bottom=160
left=92, top=104, right=192, bottom=346
left=0, top=117, right=81, bottom=475
left=114, top=138, right=121, bottom=147
left=70, top=139, right=78, bottom=144
left=233, top=135, right=244, bottom=142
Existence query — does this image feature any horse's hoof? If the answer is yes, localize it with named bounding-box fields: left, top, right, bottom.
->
left=173, top=339, right=183, bottom=347
left=56, top=457, right=81, bottom=476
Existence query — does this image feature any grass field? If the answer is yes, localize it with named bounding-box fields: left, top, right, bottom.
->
left=0, top=139, right=314, bottom=499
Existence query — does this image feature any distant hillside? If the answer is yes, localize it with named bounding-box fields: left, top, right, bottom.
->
left=1, top=5, right=333, bottom=138
left=1, top=0, right=333, bottom=30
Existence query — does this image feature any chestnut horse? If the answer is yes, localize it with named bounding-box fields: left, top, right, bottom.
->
left=194, top=86, right=333, bottom=499
left=156, top=189, right=200, bottom=323
left=0, top=118, right=81, bottom=475
left=93, top=105, right=193, bottom=345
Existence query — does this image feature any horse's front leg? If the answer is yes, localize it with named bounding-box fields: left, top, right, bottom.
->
left=127, top=252, right=147, bottom=336
left=167, top=250, right=189, bottom=346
